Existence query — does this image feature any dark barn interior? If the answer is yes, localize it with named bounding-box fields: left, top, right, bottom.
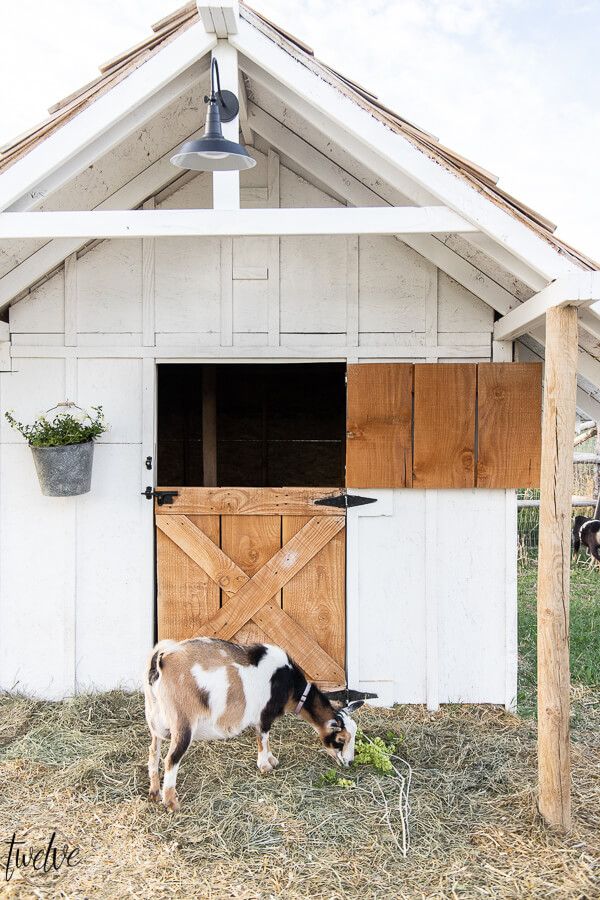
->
left=156, top=363, right=346, bottom=487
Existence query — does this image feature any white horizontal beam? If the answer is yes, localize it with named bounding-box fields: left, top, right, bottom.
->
left=0, top=24, right=216, bottom=212
left=494, top=273, right=600, bottom=341
left=0, top=206, right=478, bottom=240
left=9, top=343, right=491, bottom=360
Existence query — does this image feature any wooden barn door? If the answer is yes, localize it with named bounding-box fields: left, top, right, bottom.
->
left=155, top=487, right=346, bottom=690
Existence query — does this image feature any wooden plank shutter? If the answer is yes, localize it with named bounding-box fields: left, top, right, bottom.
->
left=346, top=363, right=413, bottom=488
left=413, top=364, right=476, bottom=488
left=477, top=362, right=542, bottom=488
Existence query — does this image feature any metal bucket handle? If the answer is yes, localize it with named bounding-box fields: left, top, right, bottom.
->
left=45, top=400, right=84, bottom=415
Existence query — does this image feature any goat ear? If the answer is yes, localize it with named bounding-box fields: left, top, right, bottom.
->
left=341, top=700, right=365, bottom=714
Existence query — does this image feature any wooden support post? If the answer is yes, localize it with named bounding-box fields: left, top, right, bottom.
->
left=537, top=304, right=578, bottom=831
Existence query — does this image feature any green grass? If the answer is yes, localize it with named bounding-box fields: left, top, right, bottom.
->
left=518, top=563, right=600, bottom=715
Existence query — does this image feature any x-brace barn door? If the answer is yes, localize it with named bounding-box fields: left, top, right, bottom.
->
left=155, top=488, right=346, bottom=690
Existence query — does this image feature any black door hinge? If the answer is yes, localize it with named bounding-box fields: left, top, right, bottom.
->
left=324, top=688, right=379, bottom=703
left=313, top=492, right=377, bottom=509
left=142, top=487, right=179, bottom=506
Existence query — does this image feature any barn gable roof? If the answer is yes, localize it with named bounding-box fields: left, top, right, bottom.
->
left=0, top=1, right=596, bottom=272
left=0, top=1, right=599, bottom=415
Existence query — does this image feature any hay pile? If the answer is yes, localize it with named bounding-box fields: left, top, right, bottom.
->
left=0, top=690, right=598, bottom=899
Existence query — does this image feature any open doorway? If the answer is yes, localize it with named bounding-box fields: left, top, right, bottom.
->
left=156, top=363, right=346, bottom=487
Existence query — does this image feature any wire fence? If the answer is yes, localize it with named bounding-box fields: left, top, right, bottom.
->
left=517, top=437, right=599, bottom=565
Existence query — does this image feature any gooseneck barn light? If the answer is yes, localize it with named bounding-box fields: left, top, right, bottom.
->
left=171, top=58, right=256, bottom=172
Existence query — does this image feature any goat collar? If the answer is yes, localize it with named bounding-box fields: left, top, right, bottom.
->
left=294, top=682, right=312, bottom=716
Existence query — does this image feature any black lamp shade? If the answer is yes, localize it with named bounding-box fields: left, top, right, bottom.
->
left=171, top=87, right=256, bottom=172
left=171, top=135, right=256, bottom=172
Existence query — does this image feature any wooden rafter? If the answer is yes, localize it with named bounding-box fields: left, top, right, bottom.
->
left=0, top=24, right=216, bottom=212
left=232, top=18, right=579, bottom=280
left=494, top=274, right=600, bottom=342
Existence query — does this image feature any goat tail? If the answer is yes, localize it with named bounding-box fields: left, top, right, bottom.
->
left=147, top=639, right=178, bottom=688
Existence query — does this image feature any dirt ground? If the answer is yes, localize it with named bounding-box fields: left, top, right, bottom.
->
left=0, top=687, right=598, bottom=899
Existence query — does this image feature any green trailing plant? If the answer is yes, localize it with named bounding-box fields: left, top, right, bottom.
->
left=4, top=406, right=107, bottom=447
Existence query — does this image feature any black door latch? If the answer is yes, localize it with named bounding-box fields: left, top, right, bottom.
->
left=313, top=493, right=377, bottom=509
left=141, top=487, right=179, bottom=506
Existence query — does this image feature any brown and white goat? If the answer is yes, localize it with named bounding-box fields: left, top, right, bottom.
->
left=144, top=637, right=363, bottom=812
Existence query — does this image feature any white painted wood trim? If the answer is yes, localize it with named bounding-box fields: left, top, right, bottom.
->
left=237, top=73, right=253, bottom=146
left=0, top=206, right=478, bottom=239
left=142, top=357, right=157, bottom=490
left=198, top=1, right=239, bottom=36
left=346, top=235, right=359, bottom=347
left=248, top=103, right=517, bottom=315
left=0, top=133, right=208, bottom=310
left=0, top=25, right=216, bottom=211
left=492, top=340, right=513, bottom=361
left=425, top=490, right=439, bottom=711
left=425, top=267, right=438, bottom=360
left=142, top=198, right=156, bottom=347
left=504, top=490, right=518, bottom=712
left=10, top=343, right=493, bottom=360
left=345, top=499, right=360, bottom=694
left=64, top=253, right=78, bottom=347
left=233, top=266, right=268, bottom=280
left=220, top=237, right=233, bottom=346
left=234, top=18, right=577, bottom=280
left=267, top=149, right=280, bottom=347
left=211, top=41, right=240, bottom=210
left=493, top=273, right=600, bottom=341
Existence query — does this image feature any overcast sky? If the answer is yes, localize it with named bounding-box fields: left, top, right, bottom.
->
left=2, top=0, right=599, bottom=260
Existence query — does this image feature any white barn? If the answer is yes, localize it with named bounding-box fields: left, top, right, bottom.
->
left=0, top=0, right=599, bottom=731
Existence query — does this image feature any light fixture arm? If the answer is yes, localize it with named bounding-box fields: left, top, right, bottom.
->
left=204, top=58, right=239, bottom=124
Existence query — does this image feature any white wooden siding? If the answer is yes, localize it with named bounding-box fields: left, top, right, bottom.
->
left=0, top=152, right=506, bottom=700
left=346, top=489, right=517, bottom=709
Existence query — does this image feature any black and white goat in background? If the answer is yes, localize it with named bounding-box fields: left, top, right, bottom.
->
left=572, top=514, right=600, bottom=564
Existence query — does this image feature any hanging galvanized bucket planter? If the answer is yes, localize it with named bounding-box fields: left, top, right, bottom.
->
left=31, top=440, right=95, bottom=497
left=4, top=401, right=107, bottom=498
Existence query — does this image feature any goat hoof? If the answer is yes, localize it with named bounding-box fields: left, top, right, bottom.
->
left=148, top=788, right=160, bottom=803
left=258, top=754, right=279, bottom=774
left=163, top=792, right=180, bottom=813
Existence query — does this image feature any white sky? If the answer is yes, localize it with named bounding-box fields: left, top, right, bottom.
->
left=1, top=0, right=599, bottom=261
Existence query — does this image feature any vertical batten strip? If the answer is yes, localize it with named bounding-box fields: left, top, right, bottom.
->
left=493, top=339, right=513, bottom=362
left=211, top=41, right=240, bottom=211
left=64, top=252, right=77, bottom=347
left=267, top=149, right=280, bottom=347
left=425, top=267, right=438, bottom=361
left=537, top=304, right=578, bottom=831
left=504, top=488, right=518, bottom=711
left=65, top=353, right=78, bottom=694
left=425, top=489, right=439, bottom=711
left=142, top=197, right=156, bottom=346
left=220, top=237, right=233, bottom=346
left=346, top=234, right=359, bottom=347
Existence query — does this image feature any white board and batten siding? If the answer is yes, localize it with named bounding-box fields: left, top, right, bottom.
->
left=0, top=152, right=515, bottom=703
left=346, top=489, right=517, bottom=709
